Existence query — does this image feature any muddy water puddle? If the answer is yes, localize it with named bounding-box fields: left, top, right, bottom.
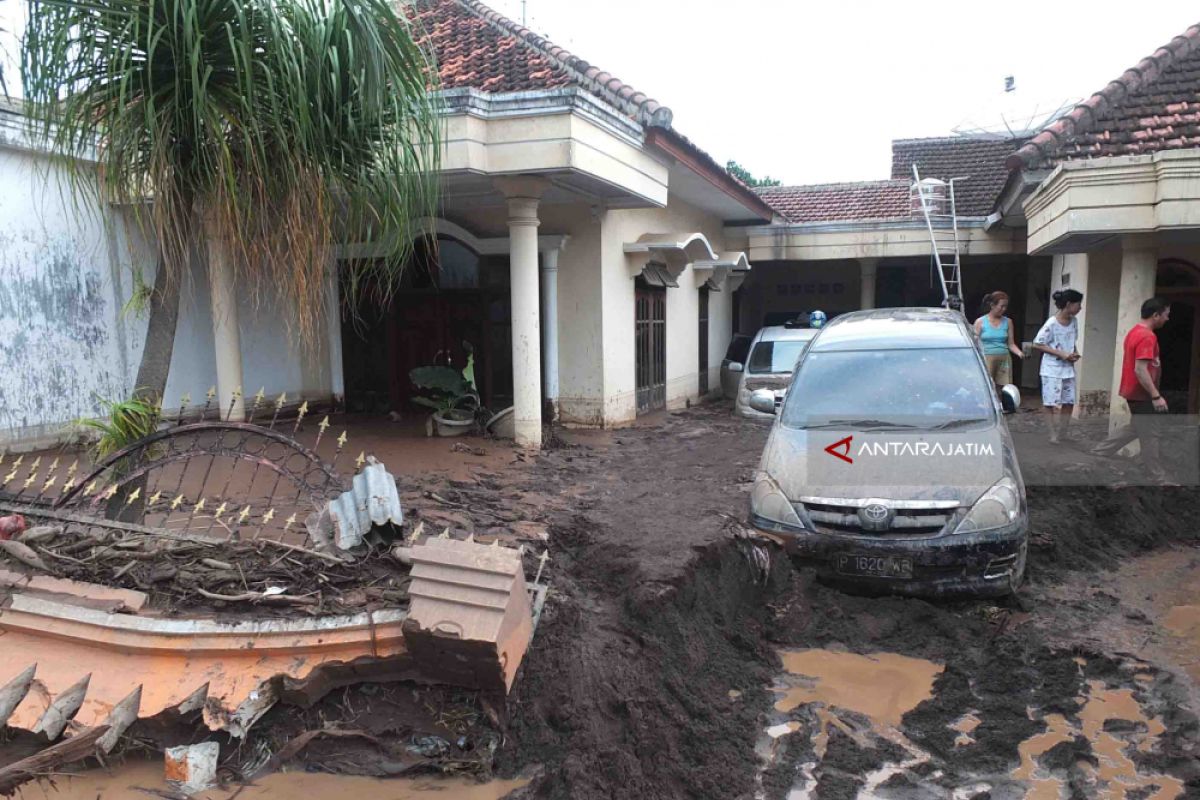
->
left=759, top=649, right=1185, bottom=799
left=15, top=760, right=528, bottom=800
left=755, top=649, right=943, bottom=799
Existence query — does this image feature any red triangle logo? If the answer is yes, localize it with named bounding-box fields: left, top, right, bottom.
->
left=824, top=435, right=854, bottom=464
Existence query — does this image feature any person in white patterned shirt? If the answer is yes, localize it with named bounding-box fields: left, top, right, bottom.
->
left=1031, top=289, right=1083, bottom=443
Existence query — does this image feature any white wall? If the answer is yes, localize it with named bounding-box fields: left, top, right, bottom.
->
left=597, top=194, right=734, bottom=422
left=0, top=146, right=136, bottom=447
left=1049, top=250, right=1120, bottom=416
left=0, top=136, right=334, bottom=448
left=161, top=256, right=329, bottom=415
left=552, top=208, right=606, bottom=427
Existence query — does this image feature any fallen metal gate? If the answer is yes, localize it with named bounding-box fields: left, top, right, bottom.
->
left=0, top=397, right=353, bottom=543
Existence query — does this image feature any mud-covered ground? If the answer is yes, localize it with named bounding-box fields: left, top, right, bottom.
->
left=19, top=403, right=1198, bottom=799
left=462, top=403, right=1200, bottom=799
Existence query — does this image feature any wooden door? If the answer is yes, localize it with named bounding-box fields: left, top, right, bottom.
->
left=635, top=281, right=666, bottom=414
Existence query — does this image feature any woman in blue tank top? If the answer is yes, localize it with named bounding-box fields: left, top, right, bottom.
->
left=973, top=291, right=1024, bottom=391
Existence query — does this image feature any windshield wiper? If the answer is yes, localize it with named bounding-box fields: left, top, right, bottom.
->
left=802, top=419, right=920, bottom=430
left=923, top=418, right=990, bottom=430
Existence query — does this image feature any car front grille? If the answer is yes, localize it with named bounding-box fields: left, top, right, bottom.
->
left=798, top=498, right=958, bottom=536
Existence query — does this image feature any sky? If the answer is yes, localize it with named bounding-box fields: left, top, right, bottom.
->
left=2, top=0, right=1197, bottom=186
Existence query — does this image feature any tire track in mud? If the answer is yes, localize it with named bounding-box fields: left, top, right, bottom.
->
left=495, top=406, right=1200, bottom=799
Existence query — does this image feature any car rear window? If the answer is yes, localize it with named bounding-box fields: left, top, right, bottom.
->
left=724, top=335, right=751, bottom=363
left=748, top=340, right=808, bottom=374
left=781, top=347, right=994, bottom=428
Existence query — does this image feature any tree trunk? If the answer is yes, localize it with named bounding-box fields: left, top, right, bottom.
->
left=132, top=254, right=182, bottom=403
left=107, top=255, right=181, bottom=523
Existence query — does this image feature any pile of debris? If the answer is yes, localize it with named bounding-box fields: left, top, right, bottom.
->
left=2, top=521, right=410, bottom=616
left=0, top=426, right=547, bottom=796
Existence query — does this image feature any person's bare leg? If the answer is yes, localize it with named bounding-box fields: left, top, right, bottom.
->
left=1045, top=406, right=1060, bottom=443
left=1059, top=404, right=1075, bottom=441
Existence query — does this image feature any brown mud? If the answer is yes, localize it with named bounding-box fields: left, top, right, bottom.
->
left=487, top=404, right=1200, bottom=799
left=8, top=404, right=1200, bottom=798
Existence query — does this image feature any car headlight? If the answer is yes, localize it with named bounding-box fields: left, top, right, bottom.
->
left=954, top=476, right=1021, bottom=534
left=750, top=472, right=805, bottom=531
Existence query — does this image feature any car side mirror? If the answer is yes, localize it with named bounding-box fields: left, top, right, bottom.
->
left=749, top=388, right=776, bottom=415
left=728, top=362, right=744, bottom=373
left=1000, top=384, right=1021, bottom=414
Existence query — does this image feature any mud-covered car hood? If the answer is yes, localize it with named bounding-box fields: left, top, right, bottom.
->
left=759, top=423, right=1010, bottom=507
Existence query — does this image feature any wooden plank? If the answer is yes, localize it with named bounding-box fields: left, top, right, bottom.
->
left=0, top=726, right=109, bottom=795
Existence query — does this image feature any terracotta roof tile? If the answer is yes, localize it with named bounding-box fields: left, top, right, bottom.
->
left=754, top=181, right=911, bottom=223
left=891, top=137, right=1024, bottom=216
left=404, top=0, right=778, bottom=219
left=407, top=0, right=671, bottom=126
left=1009, top=23, right=1200, bottom=169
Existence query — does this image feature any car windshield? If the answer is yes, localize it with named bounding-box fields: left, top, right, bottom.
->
left=780, top=347, right=995, bottom=429
left=748, top=340, right=808, bottom=374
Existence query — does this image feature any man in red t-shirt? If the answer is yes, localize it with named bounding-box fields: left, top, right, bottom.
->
left=1092, top=297, right=1172, bottom=481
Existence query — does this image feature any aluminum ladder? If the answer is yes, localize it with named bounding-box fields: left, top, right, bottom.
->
left=910, top=164, right=964, bottom=311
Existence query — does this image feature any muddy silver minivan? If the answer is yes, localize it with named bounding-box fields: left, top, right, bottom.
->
left=746, top=308, right=1028, bottom=597
left=733, top=324, right=819, bottom=419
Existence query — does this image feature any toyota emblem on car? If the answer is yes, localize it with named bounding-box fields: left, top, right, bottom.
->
left=858, top=502, right=893, bottom=531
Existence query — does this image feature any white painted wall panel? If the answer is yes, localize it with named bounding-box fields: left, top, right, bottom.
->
left=0, top=147, right=131, bottom=447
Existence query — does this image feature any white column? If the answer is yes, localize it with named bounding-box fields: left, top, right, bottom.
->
left=206, top=235, right=245, bottom=422
left=859, top=258, right=879, bottom=310
left=1108, top=235, right=1159, bottom=428
left=325, top=257, right=345, bottom=403
left=505, top=194, right=544, bottom=448
left=540, top=247, right=560, bottom=412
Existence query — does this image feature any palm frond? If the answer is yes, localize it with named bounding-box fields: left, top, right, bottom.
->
left=21, top=0, right=442, bottom=343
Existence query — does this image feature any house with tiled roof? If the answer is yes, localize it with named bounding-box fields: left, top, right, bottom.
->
left=995, top=23, right=1200, bottom=417
left=727, top=24, right=1200, bottom=416
left=3, top=2, right=1198, bottom=451
left=727, top=136, right=1036, bottom=387
left=1, top=0, right=776, bottom=448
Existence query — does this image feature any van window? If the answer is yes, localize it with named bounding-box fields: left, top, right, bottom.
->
left=748, top=340, right=808, bottom=374
left=723, top=335, right=752, bottom=364
left=781, top=348, right=994, bottom=428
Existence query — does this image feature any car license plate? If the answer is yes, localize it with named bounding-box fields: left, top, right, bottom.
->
left=836, top=553, right=913, bottom=579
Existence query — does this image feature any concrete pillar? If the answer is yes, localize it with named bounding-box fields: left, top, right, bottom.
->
left=540, top=247, right=560, bottom=411
left=859, top=258, right=879, bottom=310
left=206, top=235, right=245, bottom=422
left=325, top=258, right=345, bottom=403
left=1108, top=235, right=1159, bottom=428
left=496, top=177, right=550, bottom=448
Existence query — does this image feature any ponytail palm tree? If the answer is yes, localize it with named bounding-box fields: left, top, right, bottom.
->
left=21, top=0, right=441, bottom=409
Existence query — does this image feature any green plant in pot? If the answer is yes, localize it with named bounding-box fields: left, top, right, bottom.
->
left=410, top=354, right=481, bottom=437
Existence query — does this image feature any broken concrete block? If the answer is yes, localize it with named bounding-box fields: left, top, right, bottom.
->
left=403, top=537, right=532, bottom=693
left=165, top=741, right=219, bottom=795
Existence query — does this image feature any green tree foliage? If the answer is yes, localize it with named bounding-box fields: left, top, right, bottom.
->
left=21, top=0, right=442, bottom=351
left=726, top=159, right=782, bottom=188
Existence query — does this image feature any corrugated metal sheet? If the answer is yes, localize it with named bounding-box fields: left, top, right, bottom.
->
left=328, top=457, right=403, bottom=549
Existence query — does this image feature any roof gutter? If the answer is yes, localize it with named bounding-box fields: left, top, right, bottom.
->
left=645, top=128, right=775, bottom=222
